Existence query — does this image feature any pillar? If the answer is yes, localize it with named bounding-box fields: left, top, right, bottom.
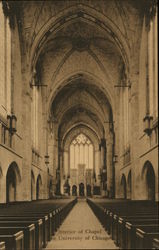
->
left=95, top=149, right=101, bottom=186
left=100, top=139, right=105, bottom=170
left=60, top=150, right=64, bottom=195
left=107, top=141, right=113, bottom=197
left=64, top=150, right=69, bottom=178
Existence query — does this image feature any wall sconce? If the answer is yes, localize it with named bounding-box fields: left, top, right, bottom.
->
left=7, top=114, right=17, bottom=134
left=143, top=115, right=153, bottom=135
left=113, top=154, right=118, bottom=163
left=45, top=154, right=49, bottom=165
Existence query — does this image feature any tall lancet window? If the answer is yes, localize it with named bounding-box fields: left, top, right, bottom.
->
left=70, top=133, right=93, bottom=169
left=0, top=2, right=11, bottom=117
left=148, top=9, right=158, bottom=118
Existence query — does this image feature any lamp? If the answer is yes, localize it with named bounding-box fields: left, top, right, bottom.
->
left=7, top=114, right=17, bottom=134
left=11, top=114, right=17, bottom=133
left=143, top=115, right=153, bottom=135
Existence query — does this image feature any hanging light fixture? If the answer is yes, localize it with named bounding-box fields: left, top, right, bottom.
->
left=11, top=114, right=17, bottom=133
left=7, top=114, right=17, bottom=134
left=143, top=115, right=153, bottom=135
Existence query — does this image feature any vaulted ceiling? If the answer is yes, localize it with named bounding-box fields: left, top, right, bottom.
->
left=14, top=1, right=145, bottom=144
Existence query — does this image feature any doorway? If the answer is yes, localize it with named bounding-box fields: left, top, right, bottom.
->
left=79, top=183, right=84, bottom=196
left=72, top=185, right=77, bottom=196
left=146, top=165, right=155, bottom=200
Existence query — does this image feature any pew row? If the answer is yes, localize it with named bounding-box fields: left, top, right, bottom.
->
left=0, top=197, right=77, bottom=250
left=0, top=242, right=5, bottom=250
left=87, top=198, right=159, bottom=249
left=0, top=229, right=24, bottom=250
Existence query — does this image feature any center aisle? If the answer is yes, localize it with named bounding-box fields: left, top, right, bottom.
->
left=46, top=199, right=118, bottom=249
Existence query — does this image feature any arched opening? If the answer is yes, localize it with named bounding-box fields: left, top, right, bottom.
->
left=31, top=170, right=35, bottom=200
left=70, top=133, right=94, bottom=170
left=79, top=183, right=84, bottom=196
left=142, top=162, right=155, bottom=200
left=127, top=170, right=132, bottom=199
left=121, top=174, right=127, bottom=199
left=6, top=162, right=21, bottom=203
left=72, top=185, right=77, bottom=196
left=86, top=185, right=91, bottom=197
left=36, top=174, right=42, bottom=200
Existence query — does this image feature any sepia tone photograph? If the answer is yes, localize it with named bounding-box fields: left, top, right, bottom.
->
left=0, top=0, right=158, bottom=249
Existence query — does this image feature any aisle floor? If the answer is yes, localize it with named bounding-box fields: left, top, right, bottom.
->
left=45, top=199, right=118, bottom=249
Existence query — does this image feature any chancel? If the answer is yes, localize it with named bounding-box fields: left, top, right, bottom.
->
left=0, top=1, right=158, bottom=250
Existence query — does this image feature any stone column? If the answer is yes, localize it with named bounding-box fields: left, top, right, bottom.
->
left=107, top=140, right=113, bottom=197
left=64, top=150, right=69, bottom=178
left=52, top=122, right=58, bottom=194
left=60, top=150, right=64, bottom=195
left=100, top=139, right=105, bottom=170
left=95, top=149, right=100, bottom=186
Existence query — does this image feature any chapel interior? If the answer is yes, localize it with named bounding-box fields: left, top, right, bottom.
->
left=0, top=1, right=158, bottom=250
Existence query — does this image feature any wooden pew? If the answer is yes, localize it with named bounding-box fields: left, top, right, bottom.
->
left=152, top=238, right=159, bottom=249
left=0, top=242, right=5, bottom=250
left=135, top=225, right=159, bottom=249
left=125, top=219, right=159, bottom=249
left=117, top=215, right=158, bottom=248
left=0, top=215, right=48, bottom=248
left=14, top=211, right=52, bottom=241
left=0, top=228, right=24, bottom=250
left=87, top=198, right=159, bottom=250
left=0, top=198, right=77, bottom=250
left=0, top=223, right=35, bottom=250
left=0, top=217, right=43, bottom=250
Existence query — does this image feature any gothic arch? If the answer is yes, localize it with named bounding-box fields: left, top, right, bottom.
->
left=127, top=170, right=132, bottom=199
left=36, top=174, right=43, bottom=200
left=62, top=123, right=101, bottom=145
left=6, top=162, right=21, bottom=203
left=31, top=170, right=36, bottom=200
left=120, top=174, right=127, bottom=199
left=63, top=125, right=99, bottom=152
left=30, top=4, right=130, bottom=75
left=48, top=72, right=115, bottom=119
left=142, top=161, right=155, bottom=200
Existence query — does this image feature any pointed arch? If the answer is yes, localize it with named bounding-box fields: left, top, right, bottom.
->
left=127, top=170, right=132, bottom=199
left=31, top=170, right=36, bottom=200
left=121, top=174, right=127, bottom=199
left=30, top=4, right=130, bottom=76
left=36, top=174, right=42, bottom=200
left=142, top=161, right=155, bottom=200
left=6, top=162, right=21, bottom=203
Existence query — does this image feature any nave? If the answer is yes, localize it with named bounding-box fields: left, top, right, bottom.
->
left=46, top=199, right=117, bottom=249
left=0, top=1, right=158, bottom=250
left=0, top=197, right=158, bottom=250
